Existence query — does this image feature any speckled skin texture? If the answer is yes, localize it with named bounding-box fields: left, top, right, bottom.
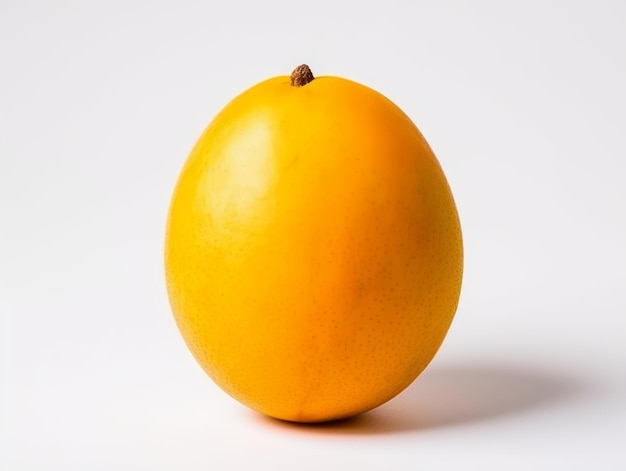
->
left=165, top=71, right=463, bottom=423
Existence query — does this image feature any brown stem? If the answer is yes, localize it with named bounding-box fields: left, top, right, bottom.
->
left=290, top=64, right=314, bottom=87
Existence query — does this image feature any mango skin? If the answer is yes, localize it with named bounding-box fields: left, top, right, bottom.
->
left=164, top=72, right=463, bottom=423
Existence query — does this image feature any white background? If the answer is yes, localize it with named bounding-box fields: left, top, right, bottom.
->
left=1, top=1, right=625, bottom=469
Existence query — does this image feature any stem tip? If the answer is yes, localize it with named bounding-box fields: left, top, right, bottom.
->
left=290, top=64, right=315, bottom=87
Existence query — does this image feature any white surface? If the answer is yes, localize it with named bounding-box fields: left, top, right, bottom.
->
left=1, top=1, right=625, bottom=469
